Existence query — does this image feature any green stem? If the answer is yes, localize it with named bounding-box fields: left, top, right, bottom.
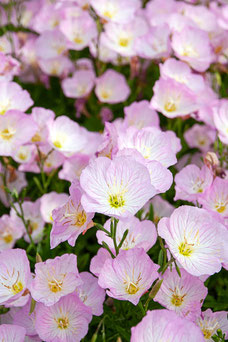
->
left=117, top=229, right=128, bottom=250
left=101, top=242, right=115, bottom=259
left=138, top=301, right=146, bottom=317
left=112, top=218, right=119, bottom=256
left=11, top=200, right=36, bottom=250
left=95, top=223, right=110, bottom=236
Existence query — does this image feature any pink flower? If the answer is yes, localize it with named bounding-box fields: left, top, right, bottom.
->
left=0, top=52, right=20, bottom=81
left=198, top=177, right=228, bottom=219
left=0, top=249, right=32, bottom=306
left=90, top=0, right=140, bottom=23
left=75, top=272, right=105, bottom=316
left=97, top=217, right=157, bottom=252
left=183, top=4, right=217, bottom=32
left=62, top=69, right=95, bottom=98
left=58, top=154, right=90, bottom=183
left=35, top=293, right=92, bottom=342
left=80, top=156, right=155, bottom=218
left=175, top=152, right=203, bottom=172
left=0, top=110, right=38, bottom=157
left=184, top=124, right=216, bottom=152
left=47, top=115, right=87, bottom=155
left=154, top=268, right=208, bottom=320
left=11, top=199, right=45, bottom=244
left=30, top=254, right=82, bottom=306
left=95, top=69, right=130, bottom=104
left=0, top=324, right=26, bottom=342
left=0, top=81, right=33, bottom=115
left=51, top=182, right=94, bottom=248
left=13, top=297, right=38, bottom=337
left=174, top=165, right=213, bottom=202
left=89, top=34, right=120, bottom=64
left=60, top=12, right=97, bottom=50
left=116, top=149, right=173, bottom=194
left=118, top=126, right=177, bottom=167
left=32, top=3, right=63, bottom=33
left=213, top=99, right=228, bottom=144
left=131, top=309, right=204, bottom=341
left=0, top=35, right=12, bottom=54
left=145, top=0, right=181, bottom=26
left=12, top=145, right=36, bottom=165
left=195, top=309, right=228, bottom=341
left=151, top=77, right=199, bottom=118
left=158, top=206, right=227, bottom=276
left=123, top=100, right=160, bottom=129
left=0, top=214, right=24, bottom=251
left=40, top=192, right=68, bottom=223
left=90, top=248, right=111, bottom=277
left=35, top=30, right=67, bottom=59
left=160, top=58, right=206, bottom=93
left=135, top=25, right=171, bottom=59
left=98, top=248, right=159, bottom=305
left=143, top=196, right=174, bottom=224
left=30, top=107, right=55, bottom=145
left=0, top=164, right=27, bottom=207
left=38, top=56, right=73, bottom=77
left=101, top=17, right=148, bottom=57
left=171, top=26, right=214, bottom=72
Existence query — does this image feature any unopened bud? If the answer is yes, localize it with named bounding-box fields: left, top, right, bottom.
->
left=130, top=56, right=140, bottom=79
left=149, top=279, right=163, bottom=299
left=36, top=253, right=43, bottom=263
left=204, top=152, right=219, bottom=170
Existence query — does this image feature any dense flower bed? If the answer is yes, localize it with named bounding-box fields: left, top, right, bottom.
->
left=0, top=0, right=228, bottom=341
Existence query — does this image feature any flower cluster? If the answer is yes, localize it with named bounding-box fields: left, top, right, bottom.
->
left=0, top=0, right=228, bottom=341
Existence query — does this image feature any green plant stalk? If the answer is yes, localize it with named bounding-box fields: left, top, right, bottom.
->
left=138, top=300, right=146, bottom=317
left=10, top=200, right=36, bottom=250
left=112, top=218, right=119, bottom=256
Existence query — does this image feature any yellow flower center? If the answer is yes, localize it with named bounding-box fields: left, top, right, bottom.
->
left=202, top=328, right=213, bottom=339
left=74, top=36, right=83, bottom=44
left=53, top=140, right=62, bottom=148
left=101, top=90, right=111, bottom=99
left=126, top=282, right=139, bottom=294
left=57, top=317, right=69, bottom=329
left=56, top=46, right=65, bottom=55
left=198, top=139, right=206, bottom=146
left=109, top=194, right=125, bottom=208
left=215, top=203, right=226, bottom=213
left=18, top=153, right=27, bottom=161
left=103, top=10, right=114, bottom=19
left=0, top=101, right=11, bottom=115
left=31, top=133, right=42, bottom=143
left=182, top=45, right=198, bottom=57
left=0, top=128, right=14, bottom=140
left=164, top=101, right=177, bottom=112
left=179, top=241, right=194, bottom=257
left=119, top=38, right=130, bottom=47
left=74, top=211, right=87, bottom=227
left=3, top=233, right=13, bottom=244
left=12, top=281, right=24, bottom=294
left=48, top=279, right=63, bottom=293
left=171, top=293, right=185, bottom=307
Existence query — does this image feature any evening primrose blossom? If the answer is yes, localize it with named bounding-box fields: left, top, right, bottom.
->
left=35, top=293, right=92, bottom=342
left=80, top=156, right=156, bottom=219
left=0, top=249, right=32, bottom=306
left=98, top=248, right=159, bottom=305
left=30, top=254, right=82, bottom=306
left=158, top=206, right=227, bottom=276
